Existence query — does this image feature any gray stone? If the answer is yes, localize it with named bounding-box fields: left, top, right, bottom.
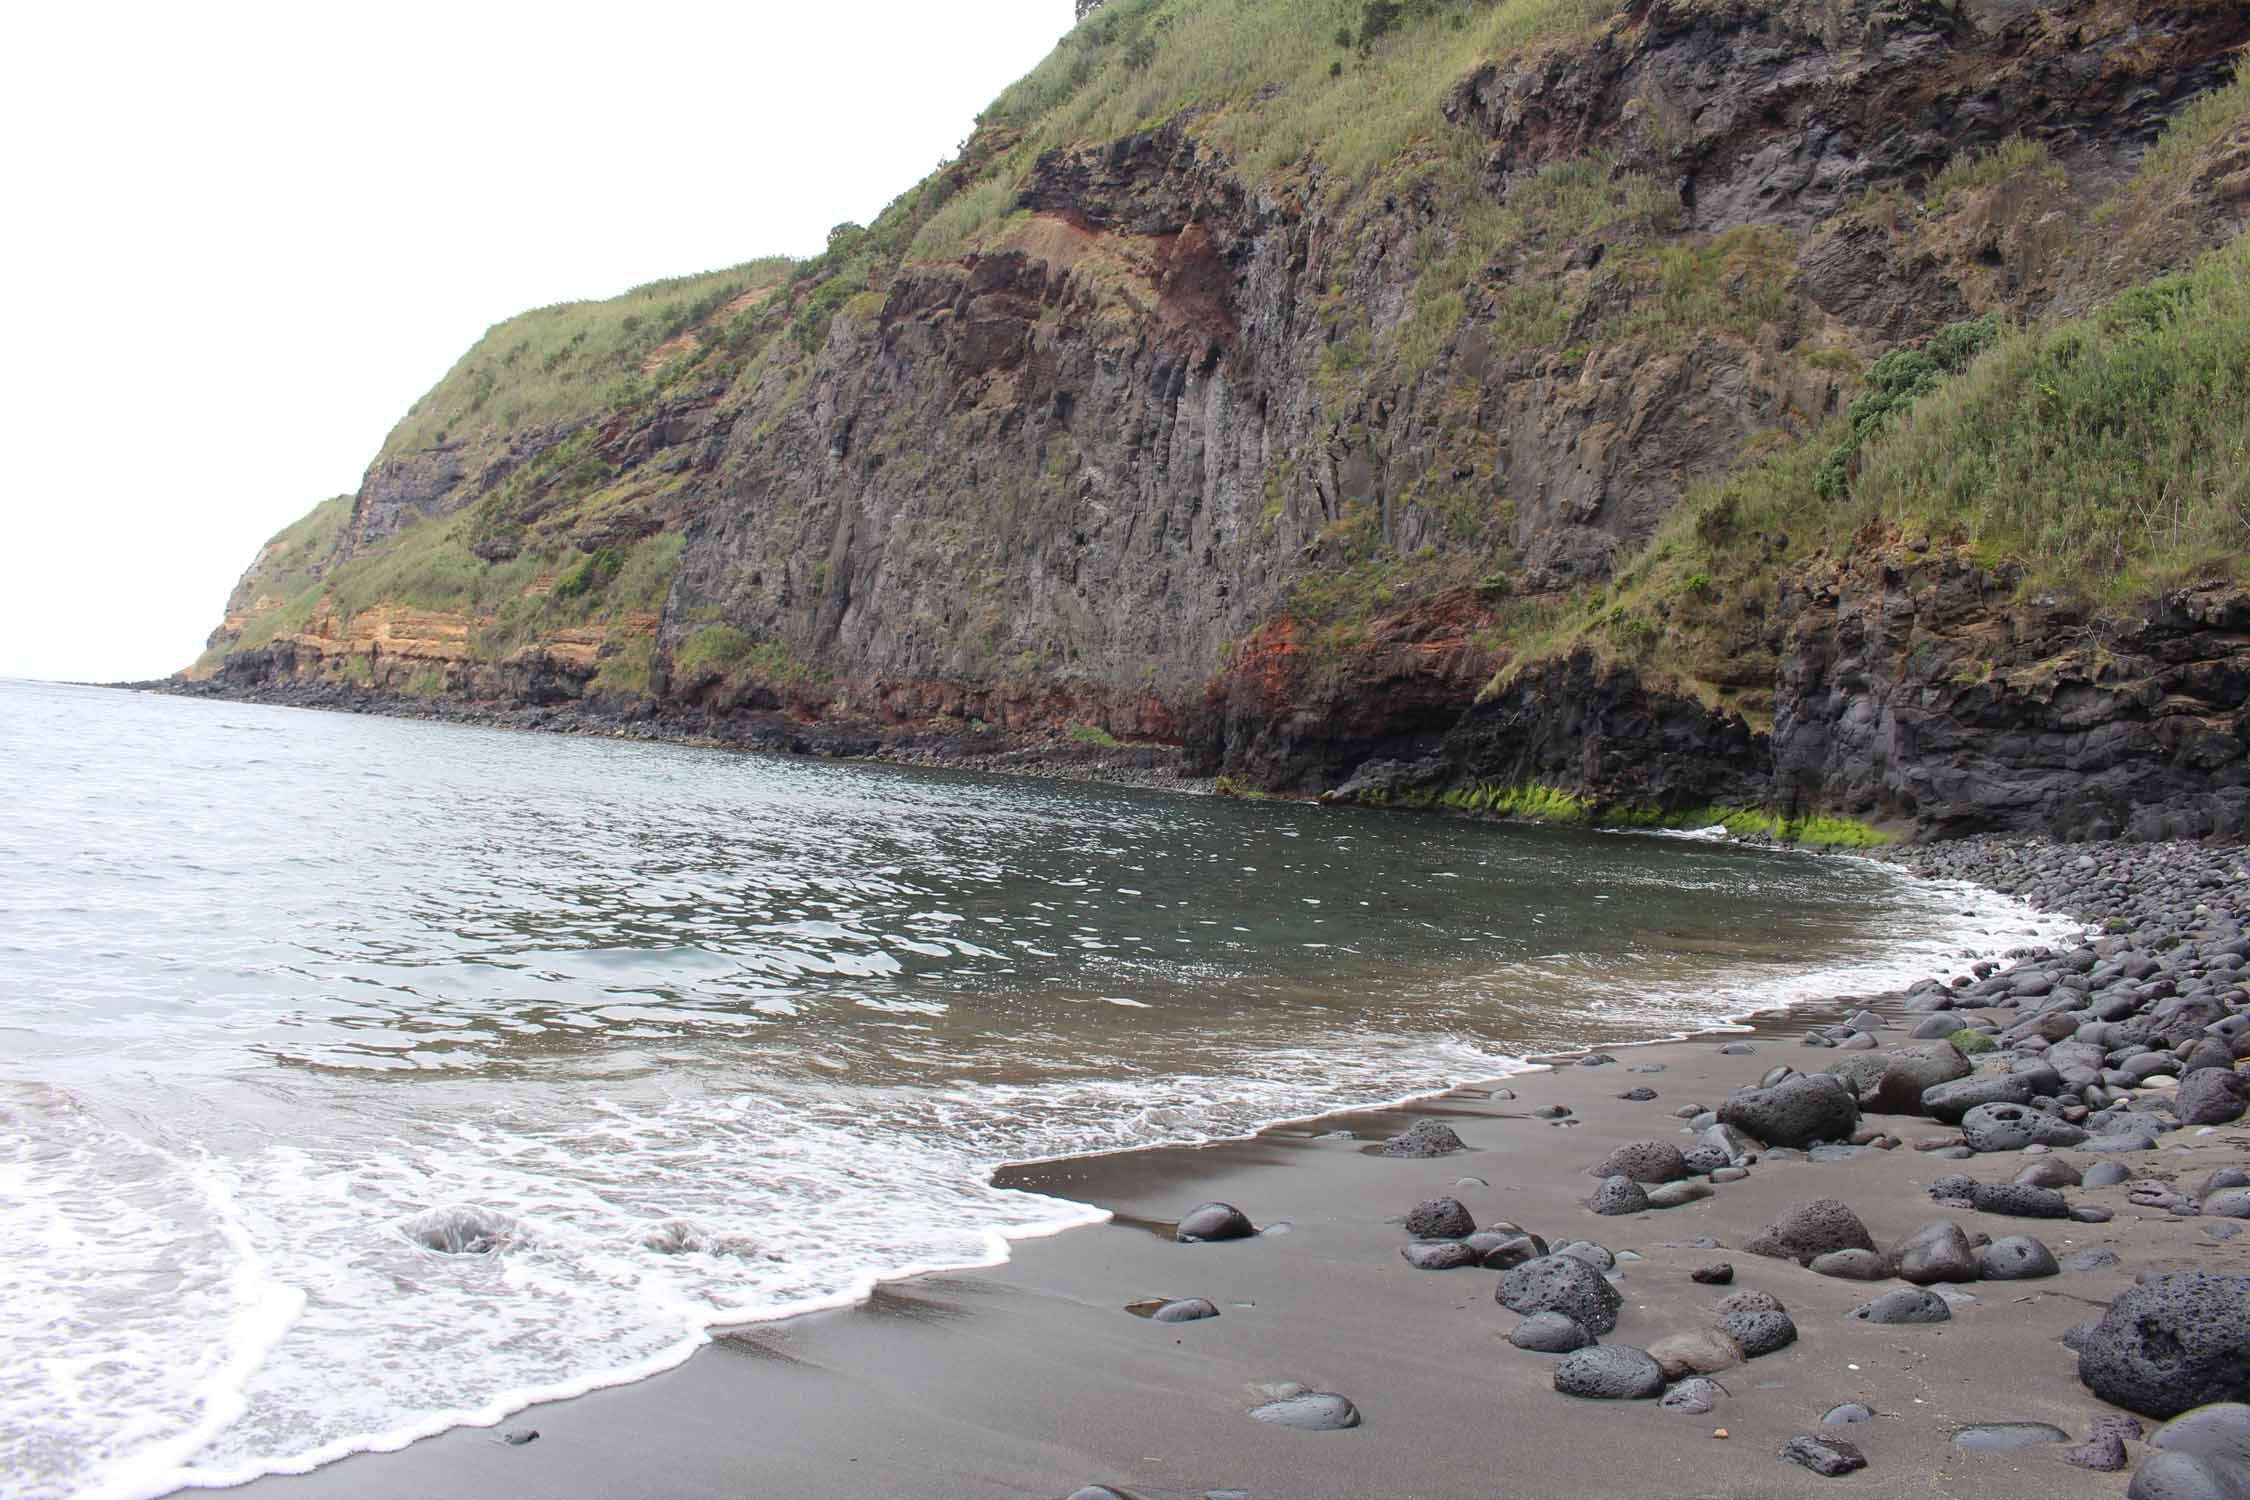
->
left=1854, top=1288, right=1953, bottom=1324
left=1962, top=1102, right=2090, bottom=1152
left=2080, top=1274, right=2250, bottom=1418
left=1248, top=1391, right=1360, bottom=1430
left=2085, top=1131, right=2161, bottom=1153
left=1151, top=1298, right=1221, bottom=1323
left=2149, top=1403, right=2250, bottom=1468
left=2087, top=1162, right=2134, bottom=1187
left=1554, top=1344, right=1667, bottom=1399
left=1555, top=1240, right=1617, bottom=1271
left=1478, top=1233, right=1548, bottom=1270
left=1891, top=1221, right=1978, bottom=1284
left=1690, top=1262, right=1734, bottom=1285
left=1380, top=1119, right=1465, bottom=1158
left=1701, top=1122, right=1762, bottom=1161
left=1715, top=1288, right=1786, bottom=1316
left=1588, top=1176, right=1650, bottom=1216
left=1176, top=1203, right=1255, bottom=1242
left=1498, top=1254, right=1623, bottom=1335
left=1720, top=1074, right=1860, bottom=1149
left=1401, top=1240, right=1481, bottom=1270
left=2127, top=1450, right=2250, bottom=1500
left=1509, top=1311, right=1593, bottom=1352
left=2066, top=1433, right=2131, bottom=1471
left=2206, top=1190, right=2250, bottom=1220
left=1718, top=1307, right=1798, bottom=1357
left=1924, top=1072, right=2038, bottom=1123
left=1832, top=1042, right=1973, bottom=1115
left=1981, top=1235, right=2060, bottom=1279
left=1647, top=1328, right=1746, bottom=1378
left=1809, top=1249, right=1891, bottom=1281
left=1744, top=1198, right=1876, bottom=1266
left=2016, top=1159, right=2084, bottom=1190
left=1662, top=1377, right=1727, bottom=1414
left=1647, top=1182, right=1714, bottom=1209
left=1824, top=1403, right=1875, bottom=1425
left=1974, top=1181, right=2072, bottom=1218
left=1402, top=1197, right=1475, bottom=1239
left=1589, top=1141, right=1690, bottom=1183
left=1780, top=1434, right=1869, bottom=1477
left=2067, top=1248, right=2124, bottom=1271
left=2198, top=1170, right=2250, bottom=1201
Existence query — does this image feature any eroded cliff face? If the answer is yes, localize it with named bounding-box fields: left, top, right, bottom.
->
left=188, top=0, right=2250, bottom=839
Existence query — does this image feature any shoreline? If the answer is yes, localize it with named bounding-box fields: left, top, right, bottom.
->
left=121, top=678, right=1223, bottom=800
left=187, top=835, right=2250, bottom=1500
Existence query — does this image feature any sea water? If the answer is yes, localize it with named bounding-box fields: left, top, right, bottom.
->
left=0, top=679, right=2072, bottom=1497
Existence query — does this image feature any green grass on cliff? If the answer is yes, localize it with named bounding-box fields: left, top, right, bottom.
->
left=192, top=496, right=354, bottom=669
left=2098, top=66, right=2248, bottom=223
left=1854, top=245, right=2250, bottom=601
left=914, top=0, right=1614, bottom=258
left=1496, top=231, right=2250, bottom=706
left=381, top=258, right=796, bottom=459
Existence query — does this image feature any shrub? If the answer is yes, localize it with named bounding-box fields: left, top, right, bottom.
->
left=553, top=546, right=624, bottom=600
left=673, top=624, right=756, bottom=680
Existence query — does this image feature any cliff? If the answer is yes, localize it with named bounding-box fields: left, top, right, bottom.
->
left=183, top=0, right=2250, bottom=841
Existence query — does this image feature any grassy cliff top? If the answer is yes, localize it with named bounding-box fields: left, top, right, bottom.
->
left=377, top=257, right=797, bottom=461
left=911, top=0, right=1613, bottom=259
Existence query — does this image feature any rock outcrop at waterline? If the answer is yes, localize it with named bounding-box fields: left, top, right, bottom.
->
left=181, top=0, right=2250, bottom=839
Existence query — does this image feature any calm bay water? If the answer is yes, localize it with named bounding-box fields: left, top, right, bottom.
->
left=0, top=679, right=2063, bottom=1498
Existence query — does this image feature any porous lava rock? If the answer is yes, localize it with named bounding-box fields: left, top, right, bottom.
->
left=1554, top=1345, right=1667, bottom=1399
left=1744, top=1198, right=1876, bottom=1265
left=1720, top=1074, right=1860, bottom=1149
left=1498, top=1254, right=1624, bottom=1335
left=1403, top=1197, right=1475, bottom=1239
left=1588, top=1141, right=1690, bottom=1183
left=2080, top=1274, right=2250, bottom=1418
left=1381, top=1120, right=1465, bottom=1158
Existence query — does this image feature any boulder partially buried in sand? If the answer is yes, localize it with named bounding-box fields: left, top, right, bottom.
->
left=1824, top=1042, right=1971, bottom=1115
left=1587, top=1141, right=1690, bottom=1183
left=2081, top=1274, right=2250, bottom=1419
left=1381, top=1119, right=1466, bottom=1157
left=1719, top=1074, right=1859, bottom=1149
left=1403, top=1197, right=1475, bottom=1239
left=1744, top=1199, right=1877, bottom=1266
left=1554, top=1345, right=1667, bottom=1399
left=1588, top=1175, right=1651, bottom=1216
left=1175, top=1203, right=1256, bottom=1243
left=1498, top=1253, right=1623, bottom=1335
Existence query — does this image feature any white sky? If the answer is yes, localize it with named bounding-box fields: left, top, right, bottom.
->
left=0, top=0, right=1068, bottom=683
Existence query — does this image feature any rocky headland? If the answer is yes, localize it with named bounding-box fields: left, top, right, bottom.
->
left=164, top=0, right=2250, bottom=847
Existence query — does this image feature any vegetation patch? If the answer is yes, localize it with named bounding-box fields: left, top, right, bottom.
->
left=1489, top=233, right=2250, bottom=714
left=383, top=259, right=796, bottom=458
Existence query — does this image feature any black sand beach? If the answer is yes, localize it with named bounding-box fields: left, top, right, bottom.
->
left=215, top=837, right=2250, bottom=1499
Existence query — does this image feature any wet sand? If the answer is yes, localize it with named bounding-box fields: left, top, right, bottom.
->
left=215, top=986, right=2249, bottom=1500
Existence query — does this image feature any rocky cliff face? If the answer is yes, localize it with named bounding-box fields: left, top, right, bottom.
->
left=186, top=0, right=2250, bottom=840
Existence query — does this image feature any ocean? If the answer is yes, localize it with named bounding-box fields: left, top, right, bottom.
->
left=0, top=679, right=2068, bottom=1498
